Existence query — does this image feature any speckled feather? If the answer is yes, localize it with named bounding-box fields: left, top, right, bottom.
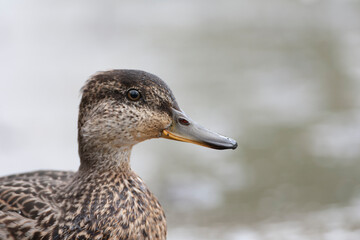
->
left=0, top=70, right=177, bottom=240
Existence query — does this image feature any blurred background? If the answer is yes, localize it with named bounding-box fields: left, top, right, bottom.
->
left=1, top=0, right=360, bottom=239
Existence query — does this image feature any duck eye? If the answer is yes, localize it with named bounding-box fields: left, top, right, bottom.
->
left=127, top=89, right=141, bottom=101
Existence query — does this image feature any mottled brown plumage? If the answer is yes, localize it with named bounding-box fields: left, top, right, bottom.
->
left=0, top=70, right=237, bottom=240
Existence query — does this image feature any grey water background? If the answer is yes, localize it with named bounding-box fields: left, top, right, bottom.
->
left=1, top=0, right=360, bottom=239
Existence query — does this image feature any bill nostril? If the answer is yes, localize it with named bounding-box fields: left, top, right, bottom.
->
left=178, top=118, right=190, bottom=126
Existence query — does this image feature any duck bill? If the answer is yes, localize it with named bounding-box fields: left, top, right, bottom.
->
left=161, top=108, right=237, bottom=150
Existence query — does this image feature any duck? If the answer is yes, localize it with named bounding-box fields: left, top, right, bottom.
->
left=0, top=70, right=237, bottom=240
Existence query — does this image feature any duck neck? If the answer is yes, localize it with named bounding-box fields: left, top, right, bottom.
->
left=78, top=138, right=133, bottom=173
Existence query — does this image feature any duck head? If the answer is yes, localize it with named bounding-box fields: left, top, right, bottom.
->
left=78, top=70, right=237, bottom=169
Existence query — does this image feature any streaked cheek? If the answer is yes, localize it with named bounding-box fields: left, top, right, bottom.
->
left=134, top=110, right=172, bottom=139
